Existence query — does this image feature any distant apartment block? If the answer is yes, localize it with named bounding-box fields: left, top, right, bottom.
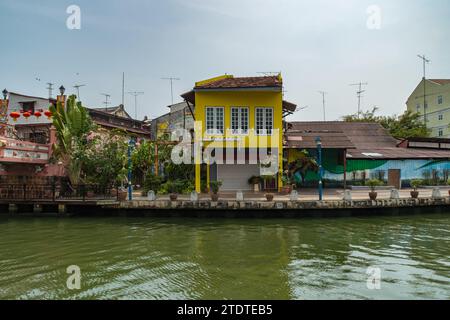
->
left=406, top=79, right=450, bottom=138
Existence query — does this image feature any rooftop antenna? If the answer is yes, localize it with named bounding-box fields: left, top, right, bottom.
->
left=101, top=93, right=111, bottom=108
left=318, top=91, right=327, bottom=121
left=417, top=54, right=431, bottom=128
left=127, top=91, right=144, bottom=119
left=257, top=71, right=281, bottom=76
left=122, top=72, right=125, bottom=106
left=73, top=84, right=86, bottom=100
left=349, top=82, right=368, bottom=118
left=161, top=77, right=180, bottom=105
left=46, top=82, right=54, bottom=99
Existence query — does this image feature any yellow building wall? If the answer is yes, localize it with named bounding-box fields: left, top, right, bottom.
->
left=194, top=90, right=284, bottom=192
left=406, top=80, right=450, bottom=138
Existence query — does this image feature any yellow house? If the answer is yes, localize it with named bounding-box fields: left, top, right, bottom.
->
left=406, top=79, right=450, bottom=137
left=181, top=74, right=296, bottom=193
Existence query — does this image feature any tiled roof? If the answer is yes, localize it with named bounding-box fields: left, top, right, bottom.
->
left=195, top=76, right=282, bottom=89
left=429, top=79, right=450, bottom=85
left=287, top=121, right=450, bottom=159
left=285, top=130, right=355, bottom=149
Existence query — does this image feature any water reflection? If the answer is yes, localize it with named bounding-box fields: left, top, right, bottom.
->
left=0, top=214, right=448, bottom=299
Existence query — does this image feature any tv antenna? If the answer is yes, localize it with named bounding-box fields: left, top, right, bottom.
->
left=349, top=82, right=368, bottom=118
left=417, top=54, right=431, bottom=128
left=257, top=71, right=281, bottom=76
left=101, top=93, right=111, bottom=108
left=73, top=84, right=86, bottom=100
left=161, top=77, right=180, bottom=105
left=46, top=82, right=54, bottom=99
left=127, top=91, right=144, bottom=119
left=318, top=91, right=328, bottom=121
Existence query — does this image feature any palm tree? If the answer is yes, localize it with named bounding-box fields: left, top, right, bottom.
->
left=50, top=95, right=94, bottom=187
left=287, top=149, right=319, bottom=185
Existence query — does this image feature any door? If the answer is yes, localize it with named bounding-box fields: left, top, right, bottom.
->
left=388, top=169, right=401, bottom=189
left=217, top=164, right=260, bottom=191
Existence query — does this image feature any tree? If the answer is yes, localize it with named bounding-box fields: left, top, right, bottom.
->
left=343, top=107, right=429, bottom=139
left=287, top=149, right=319, bottom=185
left=83, top=131, right=128, bottom=191
left=50, top=95, right=95, bottom=186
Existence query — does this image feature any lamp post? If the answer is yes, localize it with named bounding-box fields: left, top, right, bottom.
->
left=316, top=136, right=323, bottom=201
left=127, top=137, right=137, bottom=200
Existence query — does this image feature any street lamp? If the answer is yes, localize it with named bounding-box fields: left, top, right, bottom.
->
left=127, top=137, right=137, bottom=200
left=59, top=85, right=65, bottom=96
left=2, top=89, right=8, bottom=100
left=316, top=136, right=323, bottom=201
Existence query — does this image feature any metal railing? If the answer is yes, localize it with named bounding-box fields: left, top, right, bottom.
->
left=0, top=184, right=120, bottom=201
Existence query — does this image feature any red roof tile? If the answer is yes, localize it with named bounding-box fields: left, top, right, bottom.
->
left=195, top=76, right=282, bottom=89
left=429, top=79, right=450, bottom=85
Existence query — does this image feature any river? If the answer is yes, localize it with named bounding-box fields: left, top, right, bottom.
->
left=0, top=214, right=449, bottom=300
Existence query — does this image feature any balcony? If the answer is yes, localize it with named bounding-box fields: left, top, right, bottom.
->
left=0, top=137, right=50, bottom=164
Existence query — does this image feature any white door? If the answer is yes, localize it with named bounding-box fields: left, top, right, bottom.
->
left=217, top=164, right=260, bottom=191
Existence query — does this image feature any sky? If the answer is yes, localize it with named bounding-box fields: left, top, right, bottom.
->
left=1, top=0, right=449, bottom=121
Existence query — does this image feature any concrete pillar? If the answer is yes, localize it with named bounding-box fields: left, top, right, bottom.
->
left=58, top=204, right=66, bottom=214
left=390, top=189, right=400, bottom=200
left=33, top=204, right=42, bottom=213
left=432, top=188, right=442, bottom=199
left=343, top=190, right=352, bottom=201
left=190, top=191, right=199, bottom=202
left=236, top=191, right=244, bottom=201
left=289, top=190, right=299, bottom=201
left=8, top=204, right=18, bottom=214
left=147, top=191, right=156, bottom=201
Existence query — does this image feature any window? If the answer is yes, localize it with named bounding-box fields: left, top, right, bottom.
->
left=439, top=128, right=444, bottom=137
left=424, top=102, right=428, bottom=109
left=438, top=114, right=444, bottom=121
left=20, top=101, right=35, bottom=113
left=438, top=95, right=443, bottom=105
left=416, top=104, right=421, bottom=112
left=231, top=107, right=249, bottom=134
left=256, top=107, right=274, bottom=135
left=206, top=107, right=224, bottom=134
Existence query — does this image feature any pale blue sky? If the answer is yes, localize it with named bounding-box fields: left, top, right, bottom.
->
left=1, top=0, right=449, bottom=121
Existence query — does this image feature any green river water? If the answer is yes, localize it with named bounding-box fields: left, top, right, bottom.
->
left=0, top=214, right=449, bottom=300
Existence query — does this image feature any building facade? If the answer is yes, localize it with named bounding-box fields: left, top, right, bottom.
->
left=406, top=79, right=450, bottom=138
left=182, top=74, right=296, bottom=192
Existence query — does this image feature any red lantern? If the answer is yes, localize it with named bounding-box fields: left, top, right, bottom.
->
left=9, top=111, right=20, bottom=122
left=34, top=111, right=42, bottom=118
left=44, top=110, right=52, bottom=119
left=23, top=111, right=31, bottom=120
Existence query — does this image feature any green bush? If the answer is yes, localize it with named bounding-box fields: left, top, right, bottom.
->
left=410, top=179, right=423, bottom=191
left=366, top=179, right=383, bottom=192
left=210, top=180, right=222, bottom=194
left=161, top=180, right=186, bottom=194
left=143, top=172, right=163, bottom=194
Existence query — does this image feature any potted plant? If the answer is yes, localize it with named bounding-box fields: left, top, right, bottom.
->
left=281, top=174, right=294, bottom=194
left=265, top=193, right=274, bottom=201
left=410, top=179, right=423, bottom=199
left=248, top=176, right=261, bottom=192
left=117, top=187, right=127, bottom=201
left=166, top=181, right=182, bottom=201
left=366, top=179, right=383, bottom=200
left=209, top=180, right=222, bottom=201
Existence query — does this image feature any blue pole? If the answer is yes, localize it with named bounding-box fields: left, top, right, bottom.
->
left=128, top=139, right=135, bottom=201
left=316, top=137, right=323, bottom=201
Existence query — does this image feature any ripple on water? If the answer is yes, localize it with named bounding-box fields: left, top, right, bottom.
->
left=0, top=215, right=449, bottom=299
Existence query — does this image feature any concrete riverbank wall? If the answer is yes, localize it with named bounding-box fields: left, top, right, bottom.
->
left=1, top=196, right=450, bottom=218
